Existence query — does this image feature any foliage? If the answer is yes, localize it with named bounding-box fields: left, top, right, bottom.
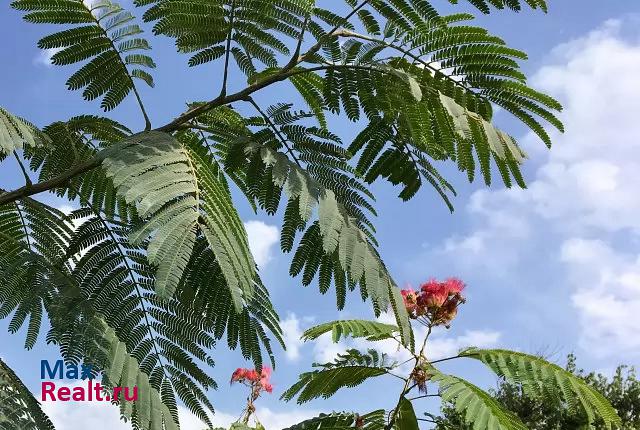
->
left=280, top=280, right=621, bottom=430
left=301, top=319, right=398, bottom=342
left=281, top=349, right=394, bottom=403
left=0, top=107, right=49, bottom=156
left=0, top=0, right=574, bottom=428
left=436, top=354, right=640, bottom=430
left=0, top=359, right=55, bottom=430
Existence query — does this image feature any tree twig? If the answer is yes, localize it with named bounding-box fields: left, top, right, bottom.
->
left=13, top=152, right=32, bottom=187
left=0, top=158, right=101, bottom=206
left=244, top=97, right=303, bottom=168
left=220, top=0, right=236, bottom=98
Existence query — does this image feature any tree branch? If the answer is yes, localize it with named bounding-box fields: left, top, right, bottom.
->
left=333, top=28, right=478, bottom=96
left=157, top=2, right=371, bottom=133
left=0, top=158, right=101, bottom=206
left=0, top=3, right=375, bottom=206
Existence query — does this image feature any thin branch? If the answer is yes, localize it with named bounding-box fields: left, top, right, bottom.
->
left=244, top=97, right=303, bottom=168
left=220, top=0, right=236, bottom=98
left=385, top=376, right=414, bottom=430
left=0, top=63, right=381, bottom=207
left=333, top=28, right=478, bottom=96
left=386, top=371, right=409, bottom=382
left=13, top=152, right=32, bottom=187
left=286, top=14, right=310, bottom=68
left=429, top=355, right=461, bottom=365
left=15, top=202, right=32, bottom=250
left=0, top=158, right=102, bottom=206
left=157, top=2, right=371, bottom=133
left=408, top=394, right=439, bottom=401
left=297, top=0, right=371, bottom=64
left=0, top=4, right=380, bottom=206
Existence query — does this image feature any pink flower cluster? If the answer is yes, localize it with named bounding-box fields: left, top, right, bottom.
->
left=230, top=366, right=273, bottom=394
left=401, top=278, right=466, bottom=326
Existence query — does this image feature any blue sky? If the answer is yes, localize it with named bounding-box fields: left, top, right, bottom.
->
left=1, top=1, right=640, bottom=428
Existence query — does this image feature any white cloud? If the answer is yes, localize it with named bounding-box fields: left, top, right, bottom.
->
left=561, top=238, right=640, bottom=358
left=431, top=18, right=640, bottom=358
left=280, top=313, right=304, bottom=362
left=55, top=205, right=75, bottom=215
left=244, top=220, right=279, bottom=269
left=426, top=330, right=502, bottom=361
left=33, top=48, right=62, bottom=67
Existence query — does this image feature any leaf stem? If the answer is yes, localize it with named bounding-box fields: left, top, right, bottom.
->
left=220, top=0, right=236, bottom=98
left=13, top=152, right=32, bottom=187
left=244, top=97, right=303, bottom=168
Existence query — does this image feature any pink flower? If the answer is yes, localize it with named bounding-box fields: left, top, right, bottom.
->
left=245, top=370, right=259, bottom=382
left=260, top=377, right=273, bottom=393
left=260, top=366, right=272, bottom=379
left=231, top=368, right=247, bottom=382
left=401, top=288, right=419, bottom=314
left=420, top=280, right=448, bottom=308
left=399, top=277, right=467, bottom=327
left=443, top=278, right=465, bottom=295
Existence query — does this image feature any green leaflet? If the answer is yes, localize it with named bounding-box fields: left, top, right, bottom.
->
left=284, top=410, right=386, bottom=429
left=99, top=131, right=256, bottom=309
left=431, top=370, right=529, bottom=430
left=0, top=107, right=48, bottom=155
left=0, top=358, right=55, bottom=430
left=137, top=0, right=307, bottom=71
left=283, top=413, right=360, bottom=430
left=282, top=366, right=388, bottom=404
left=450, top=0, right=548, bottom=14
left=0, top=201, right=74, bottom=351
left=460, top=348, right=622, bottom=429
left=68, top=212, right=218, bottom=425
left=302, top=319, right=399, bottom=343
left=438, top=93, right=522, bottom=162
left=99, top=320, right=179, bottom=430
left=258, top=146, right=412, bottom=347
left=394, top=397, right=419, bottom=430
left=0, top=203, right=182, bottom=430
left=281, top=349, right=392, bottom=404
left=11, top=0, right=155, bottom=112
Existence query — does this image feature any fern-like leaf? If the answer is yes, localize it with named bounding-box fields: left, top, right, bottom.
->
left=0, top=107, right=49, bottom=156
left=0, top=358, right=55, bottom=430
left=460, top=348, right=622, bottom=429
left=302, top=319, right=398, bottom=343
left=281, top=349, right=393, bottom=404
left=99, top=130, right=256, bottom=307
left=431, top=369, right=528, bottom=430
left=284, top=409, right=386, bottom=429
left=12, top=0, right=155, bottom=112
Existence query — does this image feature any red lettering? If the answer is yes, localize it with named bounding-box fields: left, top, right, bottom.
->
left=72, top=386, right=85, bottom=401
left=41, top=382, right=56, bottom=401
left=124, top=386, right=138, bottom=401
left=93, top=381, right=104, bottom=401
left=113, top=387, right=122, bottom=401
left=57, top=386, right=70, bottom=401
